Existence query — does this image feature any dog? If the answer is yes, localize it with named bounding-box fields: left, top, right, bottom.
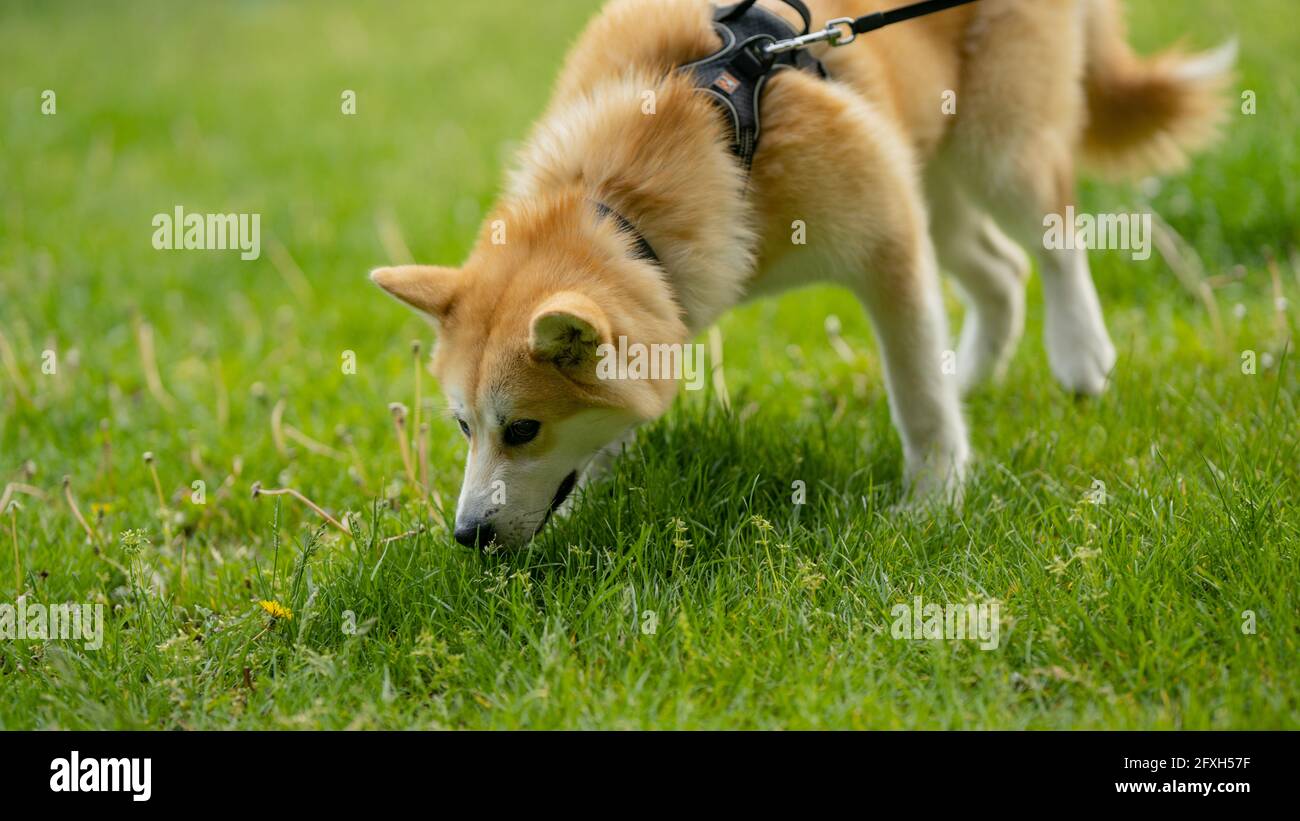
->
left=371, top=0, right=1232, bottom=548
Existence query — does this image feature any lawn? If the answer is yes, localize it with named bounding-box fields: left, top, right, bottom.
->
left=0, top=0, right=1296, bottom=729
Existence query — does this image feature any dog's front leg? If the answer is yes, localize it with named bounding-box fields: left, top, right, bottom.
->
left=579, top=428, right=637, bottom=490
left=852, top=238, right=970, bottom=507
left=748, top=72, right=970, bottom=506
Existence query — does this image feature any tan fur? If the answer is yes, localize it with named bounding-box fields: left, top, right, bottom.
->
left=373, top=0, right=1233, bottom=547
left=1080, top=0, right=1235, bottom=178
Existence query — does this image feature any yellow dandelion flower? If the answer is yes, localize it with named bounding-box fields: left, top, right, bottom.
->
left=259, top=600, right=293, bottom=620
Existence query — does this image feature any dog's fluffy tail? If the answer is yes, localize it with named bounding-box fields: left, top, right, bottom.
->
left=1081, top=0, right=1236, bottom=179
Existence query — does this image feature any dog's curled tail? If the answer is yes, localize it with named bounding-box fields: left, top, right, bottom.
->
left=1081, top=0, right=1236, bottom=179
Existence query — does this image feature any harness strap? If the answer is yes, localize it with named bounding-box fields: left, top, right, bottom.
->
left=717, top=0, right=813, bottom=35
left=593, top=202, right=660, bottom=266
left=680, top=0, right=826, bottom=171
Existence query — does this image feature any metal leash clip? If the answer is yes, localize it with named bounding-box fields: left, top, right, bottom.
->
left=762, top=16, right=856, bottom=55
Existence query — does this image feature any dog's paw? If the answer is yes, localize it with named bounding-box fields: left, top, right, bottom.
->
left=956, top=311, right=1023, bottom=396
left=578, top=432, right=635, bottom=488
left=956, top=287, right=1026, bottom=397
left=1044, top=304, right=1117, bottom=396
left=901, top=445, right=969, bottom=511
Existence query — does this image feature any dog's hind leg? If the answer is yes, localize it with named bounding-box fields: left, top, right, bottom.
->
left=927, top=177, right=1029, bottom=395
left=965, top=164, right=1117, bottom=396
left=947, top=0, right=1118, bottom=396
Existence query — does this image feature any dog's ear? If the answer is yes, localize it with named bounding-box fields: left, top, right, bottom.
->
left=369, top=265, right=461, bottom=321
left=529, top=291, right=611, bottom=368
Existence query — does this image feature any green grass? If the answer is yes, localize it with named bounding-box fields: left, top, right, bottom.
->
left=0, top=0, right=1297, bottom=729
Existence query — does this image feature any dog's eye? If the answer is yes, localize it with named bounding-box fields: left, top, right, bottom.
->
left=457, top=418, right=470, bottom=438
left=504, top=419, right=541, bottom=446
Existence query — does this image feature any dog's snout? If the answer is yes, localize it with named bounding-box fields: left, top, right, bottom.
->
left=453, top=520, right=496, bottom=549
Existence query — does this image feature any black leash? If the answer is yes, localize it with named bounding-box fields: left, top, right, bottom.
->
left=760, top=0, right=982, bottom=54
left=848, top=0, right=982, bottom=35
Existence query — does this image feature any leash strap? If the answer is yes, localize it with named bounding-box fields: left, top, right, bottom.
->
left=849, top=0, right=981, bottom=35
left=764, top=0, right=981, bottom=54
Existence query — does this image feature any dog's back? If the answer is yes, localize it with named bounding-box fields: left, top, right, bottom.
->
left=552, top=0, right=1230, bottom=177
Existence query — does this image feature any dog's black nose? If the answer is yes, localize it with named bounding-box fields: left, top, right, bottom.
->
left=453, top=520, right=496, bottom=549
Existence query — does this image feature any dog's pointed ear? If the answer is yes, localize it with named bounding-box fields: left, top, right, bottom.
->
left=529, top=291, right=611, bottom=368
left=369, top=265, right=461, bottom=320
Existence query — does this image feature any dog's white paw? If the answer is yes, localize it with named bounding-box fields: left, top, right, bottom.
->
left=580, top=431, right=634, bottom=487
left=1044, top=303, right=1116, bottom=396
left=956, top=304, right=1024, bottom=396
left=901, top=444, right=969, bottom=511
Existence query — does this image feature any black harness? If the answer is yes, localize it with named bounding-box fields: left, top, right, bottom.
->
left=593, top=201, right=660, bottom=264
left=682, top=0, right=982, bottom=171
left=595, top=0, right=983, bottom=264
left=680, top=0, right=827, bottom=171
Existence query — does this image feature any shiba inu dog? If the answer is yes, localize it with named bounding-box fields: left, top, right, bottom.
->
left=371, top=0, right=1232, bottom=548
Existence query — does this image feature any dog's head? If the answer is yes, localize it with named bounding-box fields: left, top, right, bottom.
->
left=371, top=196, right=685, bottom=549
